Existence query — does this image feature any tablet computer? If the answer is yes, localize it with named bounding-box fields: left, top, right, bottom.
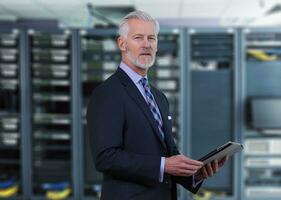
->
left=198, top=141, right=243, bottom=165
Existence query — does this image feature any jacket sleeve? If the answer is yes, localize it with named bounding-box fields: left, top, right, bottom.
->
left=86, top=87, right=161, bottom=185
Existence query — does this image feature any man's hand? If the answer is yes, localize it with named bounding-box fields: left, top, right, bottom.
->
left=194, top=156, right=228, bottom=182
left=164, top=155, right=203, bottom=176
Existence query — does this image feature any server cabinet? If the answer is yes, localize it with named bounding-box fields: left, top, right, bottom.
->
left=28, top=28, right=73, bottom=199
left=80, top=28, right=119, bottom=199
left=80, top=28, right=182, bottom=199
left=150, top=29, right=182, bottom=145
left=153, top=29, right=183, bottom=199
left=241, top=28, right=281, bottom=200
left=0, top=28, right=21, bottom=199
left=186, top=28, right=239, bottom=200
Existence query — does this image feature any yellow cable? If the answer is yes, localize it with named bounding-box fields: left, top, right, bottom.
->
left=192, top=190, right=213, bottom=200
left=247, top=49, right=278, bottom=61
left=0, top=185, right=19, bottom=197
left=46, top=188, right=72, bottom=200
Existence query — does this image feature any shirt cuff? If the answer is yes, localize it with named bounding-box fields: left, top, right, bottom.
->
left=159, top=157, right=165, bottom=182
left=192, top=175, right=203, bottom=188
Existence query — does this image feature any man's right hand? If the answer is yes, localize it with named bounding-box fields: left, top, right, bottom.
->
left=164, top=155, right=203, bottom=176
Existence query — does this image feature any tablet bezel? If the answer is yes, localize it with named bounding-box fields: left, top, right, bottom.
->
left=198, top=141, right=243, bottom=165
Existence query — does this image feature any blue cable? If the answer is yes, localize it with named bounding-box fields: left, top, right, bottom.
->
left=260, top=48, right=281, bottom=55
left=41, top=182, right=69, bottom=190
left=0, top=178, right=15, bottom=189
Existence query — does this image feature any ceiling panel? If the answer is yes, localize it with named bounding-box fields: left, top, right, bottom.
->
left=0, top=4, right=54, bottom=18
left=181, top=1, right=231, bottom=17
left=0, top=5, right=13, bottom=15
left=81, top=0, right=133, bottom=6
left=221, top=0, right=265, bottom=18
left=136, top=3, right=181, bottom=18
left=0, top=0, right=34, bottom=5
left=251, top=12, right=281, bottom=26
left=134, top=0, right=181, bottom=4
left=46, top=5, right=87, bottom=17
left=36, top=0, right=83, bottom=4
left=60, top=16, right=89, bottom=27
left=182, top=0, right=231, bottom=3
left=0, top=0, right=280, bottom=27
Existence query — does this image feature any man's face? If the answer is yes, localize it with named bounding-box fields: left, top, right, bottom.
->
left=118, top=19, right=158, bottom=70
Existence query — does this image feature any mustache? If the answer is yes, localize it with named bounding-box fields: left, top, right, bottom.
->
left=140, top=48, right=153, bottom=54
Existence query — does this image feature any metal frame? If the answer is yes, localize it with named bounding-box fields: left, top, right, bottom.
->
left=240, top=27, right=281, bottom=200
left=0, top=26, right=29, bottom=200
left=25, top=27, right=75, bottom=200
left=79, top=28, right=117, bottom=200
left=180, top=27, right=191, bottom=200
left=71, top=29, right=83, bottom=199
left=184, top=27, right=240, bottom=200
left=20, top=28, right=32, bottom=200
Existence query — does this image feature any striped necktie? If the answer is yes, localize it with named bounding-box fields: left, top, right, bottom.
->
left=140, top=77, right=165, bottom=140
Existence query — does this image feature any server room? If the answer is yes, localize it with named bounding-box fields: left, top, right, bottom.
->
left=0, top=0, right=281, bottom=200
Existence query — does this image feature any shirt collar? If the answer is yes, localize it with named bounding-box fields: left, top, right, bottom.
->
left=119, top=61, right=148, bottom=84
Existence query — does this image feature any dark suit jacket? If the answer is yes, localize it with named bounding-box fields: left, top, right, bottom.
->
left=86, top=67, right=202, bottom=200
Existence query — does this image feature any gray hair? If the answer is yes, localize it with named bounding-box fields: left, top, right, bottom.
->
left=118, top=10, right=160, bottom=38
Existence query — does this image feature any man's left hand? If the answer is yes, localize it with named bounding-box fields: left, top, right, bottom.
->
left=194, top=156, right=228, bottom=182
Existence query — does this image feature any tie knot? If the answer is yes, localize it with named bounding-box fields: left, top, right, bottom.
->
left=140, top=77, right=149, bottom=88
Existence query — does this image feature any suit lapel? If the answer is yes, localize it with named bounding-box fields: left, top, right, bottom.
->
left=116, top=68, right=168, bottom=150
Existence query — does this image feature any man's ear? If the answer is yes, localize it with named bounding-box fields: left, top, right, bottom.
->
left=117, top=36, right=126, bottom=52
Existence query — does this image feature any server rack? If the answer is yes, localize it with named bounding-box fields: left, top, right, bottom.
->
left=80, top=28, right=119, bottom=200
left=241, top=28, right=281, bottom=200
left=150, top=29, right=183, bottom=198
left=27, top=28, right=74, bottom=200
left=0, top=26, right=184, bottom=200
left=151, top=29, right=182, bottom=146
left=0, top=28, right=21, bottom=199
left=185, top=28, right=240, bottom=200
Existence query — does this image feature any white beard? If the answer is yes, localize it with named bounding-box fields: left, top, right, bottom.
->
left=125, top=45, right=155, bottom=70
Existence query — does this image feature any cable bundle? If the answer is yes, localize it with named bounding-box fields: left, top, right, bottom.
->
left=247, top=49, right=278, bottom=61
left=42, top=182, right=72, bottom=200
left=0, top=178, right=18, bottom=198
